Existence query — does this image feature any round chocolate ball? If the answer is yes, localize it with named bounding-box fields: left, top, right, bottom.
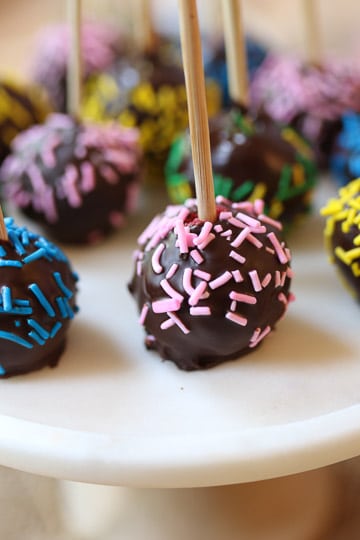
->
left=129, top=196, right=294, bottom=371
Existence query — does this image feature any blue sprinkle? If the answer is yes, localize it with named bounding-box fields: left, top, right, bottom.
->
left=64, top=299, right=75, bottom=319
left=0, top=365, right=6, bottom=376
left=14, top=320, right=21, bottom=327
left=0, top=260, right=22, bottom=268
left=50, top=321, right=62, bottom=337
left=21, top=230, right=30, bottom=246
left=56, top=296, right=68, bottom=318
left=1, top=286, right=12, bottom=312
left=0, top=247, right=6, bottom=257
left=27, top=319, right=50, bottom=339
left=28, top=331, right=46, bottom=345
left=23, top=248, right=48, bottom=264
left=28, top=284, right=56, bottom=317
left=0, top=331, right=33, bottom=349
left=8, top=230, right=26, bottom=256
left=53, top=272, right=73, bottom=299
left=14, top=299, right=30, bottom=306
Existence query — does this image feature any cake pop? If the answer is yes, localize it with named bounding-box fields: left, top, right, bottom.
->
left=321, top=178, right=360, bottom=302
left=0, top=215, right=79, bottom=377
left=129, top=0, right=294, bottom=371
left=30, top=20, right=123, bottom=112
left=0, top=113, right=141, bottom=244
left=0, top=79, right=51, bottom=165
left=166, top=0, right=317, bottom=228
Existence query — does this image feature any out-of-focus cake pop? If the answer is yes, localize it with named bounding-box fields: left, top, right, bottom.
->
left=30, top=20, right=123, bottom=112
left=0, top=213, right=79, bottom=377
left=0, top=79, right=51, bottom=165
left=165, top=0, right=317, bottom=228
left=250, top=0, right=360, bottom=168
left=129, top=0, right=294, bottom=371
left=321, top=178, right=360, bottom=302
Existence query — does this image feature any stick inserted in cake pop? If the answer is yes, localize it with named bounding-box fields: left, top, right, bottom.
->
left=221, top=0, right=249, bottom=107
left=131, top=0, right=157, bottom=54
left=178, top=0, right=216, bottom=222
left=66, top=0, right=82, bottom=117
left=302, top=0, right=322, bottom=66
left=0, top=207, right=8, bottom=242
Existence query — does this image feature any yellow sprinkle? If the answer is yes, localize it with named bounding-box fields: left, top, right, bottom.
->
left=269, top=200, right=284, bottom=219
left=281, top=127, right=313, bottom=159
left=248, top=182, right=266, bottom=202
left=351, top=262, right=360, bottom=277
left=292, top=163, right=305, bottom=186
left=335, top=246, right=360, bottom=265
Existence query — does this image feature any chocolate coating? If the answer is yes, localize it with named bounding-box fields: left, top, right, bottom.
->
left=166, top=108, right=317, bottom=227
left=129, top=198, right=293, bottom=371
left=0, top=113, right=141, bottom=244
left=321, top=178, right=360, bottom=301
left=0, top=217, right=78, bottom=377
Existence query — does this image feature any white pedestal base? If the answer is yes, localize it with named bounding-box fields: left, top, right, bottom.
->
left=59, top=467, right=339, bottom=539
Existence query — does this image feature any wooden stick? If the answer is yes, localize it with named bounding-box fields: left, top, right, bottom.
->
left=178, top=0, right=216, bottom=222
left=131, top=0, right=157, bottom=54
left=221, top=0, right=249, bottom=107
left=67, top=0, right=82, bottom=117
left=302, top=0, right=321, bottom=65
left=0, top=206, right=8, bottom=242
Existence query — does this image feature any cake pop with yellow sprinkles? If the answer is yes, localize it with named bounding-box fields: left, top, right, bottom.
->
left=321, top=178, right=360, bottom=302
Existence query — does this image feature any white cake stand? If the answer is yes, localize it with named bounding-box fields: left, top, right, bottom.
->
left=0, top=179, right=358, bottom=538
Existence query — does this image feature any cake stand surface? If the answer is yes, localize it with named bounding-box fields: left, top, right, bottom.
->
left=0, top=178, right=357, bottom=538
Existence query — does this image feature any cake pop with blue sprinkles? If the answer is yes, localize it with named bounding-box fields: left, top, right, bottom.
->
left=0, top=216, right=79, bottom=377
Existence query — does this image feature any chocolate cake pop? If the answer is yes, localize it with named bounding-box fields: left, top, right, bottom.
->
left=321, top=178, right=360, bottom=302
left=0, top=216, right=79, bottom=377
left=250, top=56, right=360, bottom=168
left=30, top=20, right=123, bottom=112
left=128, top=196, right=294, bottom=370
left=0, top=113, right=141, bottom=244
left=166, top=107, right=317, bottom=226
left=330, top=112, right=360, bottom=186
left=0, top=79, right=51, bottom=165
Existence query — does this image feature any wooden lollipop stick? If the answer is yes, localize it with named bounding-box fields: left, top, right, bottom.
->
left=178, top=0, right=216, bottom=222
left=0, top=206, right=8, bottom=242
left=221, top=0, right=249, bottom=107
left=302, top=0, right=322, bottom=65
left=131, top=0, right=157, bottom=54
left=67, top=0, right=82, bottom=117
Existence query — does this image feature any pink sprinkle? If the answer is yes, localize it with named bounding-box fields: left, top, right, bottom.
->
left=188, top=281, right=208, bottom=306
left=220, top=229, right=233, bottom=237
left=80, top=161, right=96, bottom=192
left=225, top=311, right=248, bottom=326
left=100, top=164, right=118, bottom=184
left=262, top=273, right=272, bottom=287
left=249, top=326, right=271, bottom=348
left=266, top=247, right=275, bottom=255
left=194, top=221, right=213, bottom=246
left=214, top=224, right=223, bottom=233
left=246, top=233, right=263, bottom=249
left=194, top=269, right=211, bottom=281
left=152, top=298, right=181, bottom=313
left=232, top=201, right=254, bottom=213
left=190, top=306, right=211, bottom=316
left=219, top=211, right=232, bottom=221
left=136, top=260, right=142, bottom=276
left=28, top=163, right=47, bottom=191
left=228, top=217, right=246, bottom=229
left=278, top=292, right=288, bottom=305
left=289, top=292, right=296, bottom=302
left=109, top=211, right=124, bottom=228
left=267, top=232, right=288, bottom=264
left=183, top=268, right=195, bottom=295
left=166, top=312, right=190, bottom=334
left=139, top=304, right=149, bottom=325
left=229, top=250, right=246, bottom=264
left=249, top=270, right=262, bottom=292
left=151, top=243, right=165, bottom=274
left=209, top=271, right=232, bottom=290
left=231, top=227, right=251, bottom=248
left=160, top=279, right=184, bottom=302
left=259, top=213, right=282, bottom=231
left=275, top=271, right=281, bottom=287
left=160, top=319, right=175, bottom=330
left=197, top=232, right=215, bottom=250
left=235, top=212, right=260, bottom=228
left=230, top=300, right=237, bottom=311
left=254, top=199, right=265, bottom=215
left=280, top=271, right=287, bottom=286
left=166, top=263, right=178, bottom=280
left=190, top=249, right=204, bottom=264
left=175, top=219, right=189, bottom=254
left=41, top=135, right=59, bottom=168
left=232, top=270, right=243, bottom=282
left=138, top=215, right=161, bottom=245
left=229, top=291, right=257, bottom=304
left=63, top=164, right=82, bottom=207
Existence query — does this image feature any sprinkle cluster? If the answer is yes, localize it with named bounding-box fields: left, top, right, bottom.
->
left=165, top=109, right=316, bottom=224
left=131, top=197, right=294, bottom=368
left=321, top=178, right=360, bottom=290
left=330, top=112, right=360, bottom=186
left=0, top=217, right=79, bottom=376
left=1, top=113, right=141, bottom=241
